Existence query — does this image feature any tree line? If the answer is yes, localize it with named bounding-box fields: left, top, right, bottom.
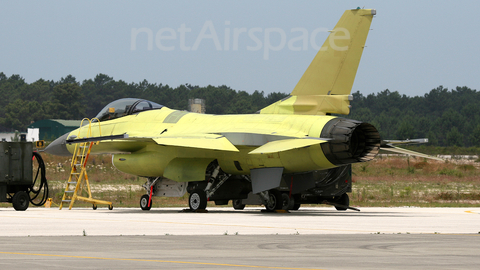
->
left=0, top=73, right=287, bottom=132
left=349, top=86, right=480, bottom=147
left=1, top=72, right=478, bottom=147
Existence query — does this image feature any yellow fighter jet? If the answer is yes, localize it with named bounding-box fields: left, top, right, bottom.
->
left=45, top=8, right=435, bottom=211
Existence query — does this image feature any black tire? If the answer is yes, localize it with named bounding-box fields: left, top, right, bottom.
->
left=140, top=194, right=151, bottom=211
left=189, top=190, right=207, bottom=211
left=92, top=204, right=97, bottom=210
left=108, top=204, right=114, bottom=210
left=265, top=189, right=282, bottom=211
left=334, top=193, right=349, bottom=211
left=232, top=199, right=245, bottom=210
left=12, top=191, right=29, bottom=211
left=281, top=193, right=295, bottom=210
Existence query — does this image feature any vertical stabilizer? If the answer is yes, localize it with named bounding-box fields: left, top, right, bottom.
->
left=260, top=8, right=375, bottom=115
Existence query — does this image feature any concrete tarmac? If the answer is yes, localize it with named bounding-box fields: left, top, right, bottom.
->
left=0, top=207, right=479, bottom=236
left=0, top=207, right=479, bottom=269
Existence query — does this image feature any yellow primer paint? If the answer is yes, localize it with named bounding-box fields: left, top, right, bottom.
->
left=82, top=112, right=339, bottom=177
left=260, top=9, right=375, bottom=115
left=154, top=135, right=238, bottom=152
left=58, top=9, right=376, bottom=179
left=249, top=139, right=327, bottom=154
left=292, top=9, right=375, bottom=96
left=164, top=158, right=214, bottom=182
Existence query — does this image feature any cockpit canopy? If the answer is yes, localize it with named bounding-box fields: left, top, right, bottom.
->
left=94, top=98, right=164, bottom=122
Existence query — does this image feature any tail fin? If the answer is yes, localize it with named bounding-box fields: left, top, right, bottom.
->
left=260, top=8, right=376, bottom=115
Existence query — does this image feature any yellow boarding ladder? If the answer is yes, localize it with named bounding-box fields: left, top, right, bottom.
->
left=59, top=118, right=113, bottom=210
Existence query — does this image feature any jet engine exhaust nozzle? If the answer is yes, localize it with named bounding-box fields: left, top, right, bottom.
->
left=320, top=118, right=380, bottom=166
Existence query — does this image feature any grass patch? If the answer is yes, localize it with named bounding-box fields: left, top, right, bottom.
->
left=2, top=154, right=480, bottom=208
left=351, top=156, right=480, bottom=207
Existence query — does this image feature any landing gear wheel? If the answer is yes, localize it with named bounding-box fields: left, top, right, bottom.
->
left=12, top=191, right=29, bottom=211
left=232, top=199, right=245, bottom=210
left=281, top=193, right=294, bottom=210
left=265, top=189, right=282, bottom=212
left=92, top=204, right=97, bottom=210
left=140, top=194, right=152, bottom=211
left=189, top=190, right=207, bottom=211
left=334, top=193, right=349, bottom=211
left=108, top=204, right=114, bottom=210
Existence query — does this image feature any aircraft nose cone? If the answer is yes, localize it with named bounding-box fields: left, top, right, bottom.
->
left=43, top=132, right=71, bottom=156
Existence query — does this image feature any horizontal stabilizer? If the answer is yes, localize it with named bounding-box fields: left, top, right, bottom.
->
left=381, top=138, right=428, bottom=146
left=381, top=145, right=443, bottom=161
left=249, top=138, right=327, bottom=154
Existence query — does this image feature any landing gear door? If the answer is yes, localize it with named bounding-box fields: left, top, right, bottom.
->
left=153, top=178, right=187, bottom=197
left=250, top=167, right=284, bottom=194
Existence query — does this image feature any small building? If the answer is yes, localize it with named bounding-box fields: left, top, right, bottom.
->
left=189, top=98, right=206, bottom=114
left=28, top=119, right=82, bottom=141
left=0, top=129, right=37, bottom=142
left=0, top=132, right=17, bottom=142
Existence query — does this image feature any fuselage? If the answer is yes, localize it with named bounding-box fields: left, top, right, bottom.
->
left=56, top=106, right=379, bottom=178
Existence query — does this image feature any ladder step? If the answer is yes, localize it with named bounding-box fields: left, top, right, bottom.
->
left=61, top=121, right=97, bottom=209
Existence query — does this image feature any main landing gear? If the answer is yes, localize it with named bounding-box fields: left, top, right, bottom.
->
left=263, top=189, right=282, bottom=211
left=232, top=199, right=245, bottom=210
left=187, top=163, right=230, bottom=211
left=257, top=189, right=297, bottom=212
left=188, top=189, right=208, bottom=211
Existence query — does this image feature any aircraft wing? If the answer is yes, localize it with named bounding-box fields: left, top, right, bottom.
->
left=118, top=134, right=240, bottom=152
left=66, top=132, right=329, bottom=154
left=66, top=133, right=239, bottom=152
left=381, top=138, right=429, bottom=146
left=127, top=132, right=326, bottom=154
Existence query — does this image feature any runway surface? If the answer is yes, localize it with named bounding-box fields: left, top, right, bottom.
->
left=0, top=207, right=479, bottom=236
left=0, top=207, right=479, bottom=269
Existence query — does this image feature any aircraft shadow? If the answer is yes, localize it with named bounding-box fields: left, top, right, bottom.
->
left=103, top=207, right=409, bottom=218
